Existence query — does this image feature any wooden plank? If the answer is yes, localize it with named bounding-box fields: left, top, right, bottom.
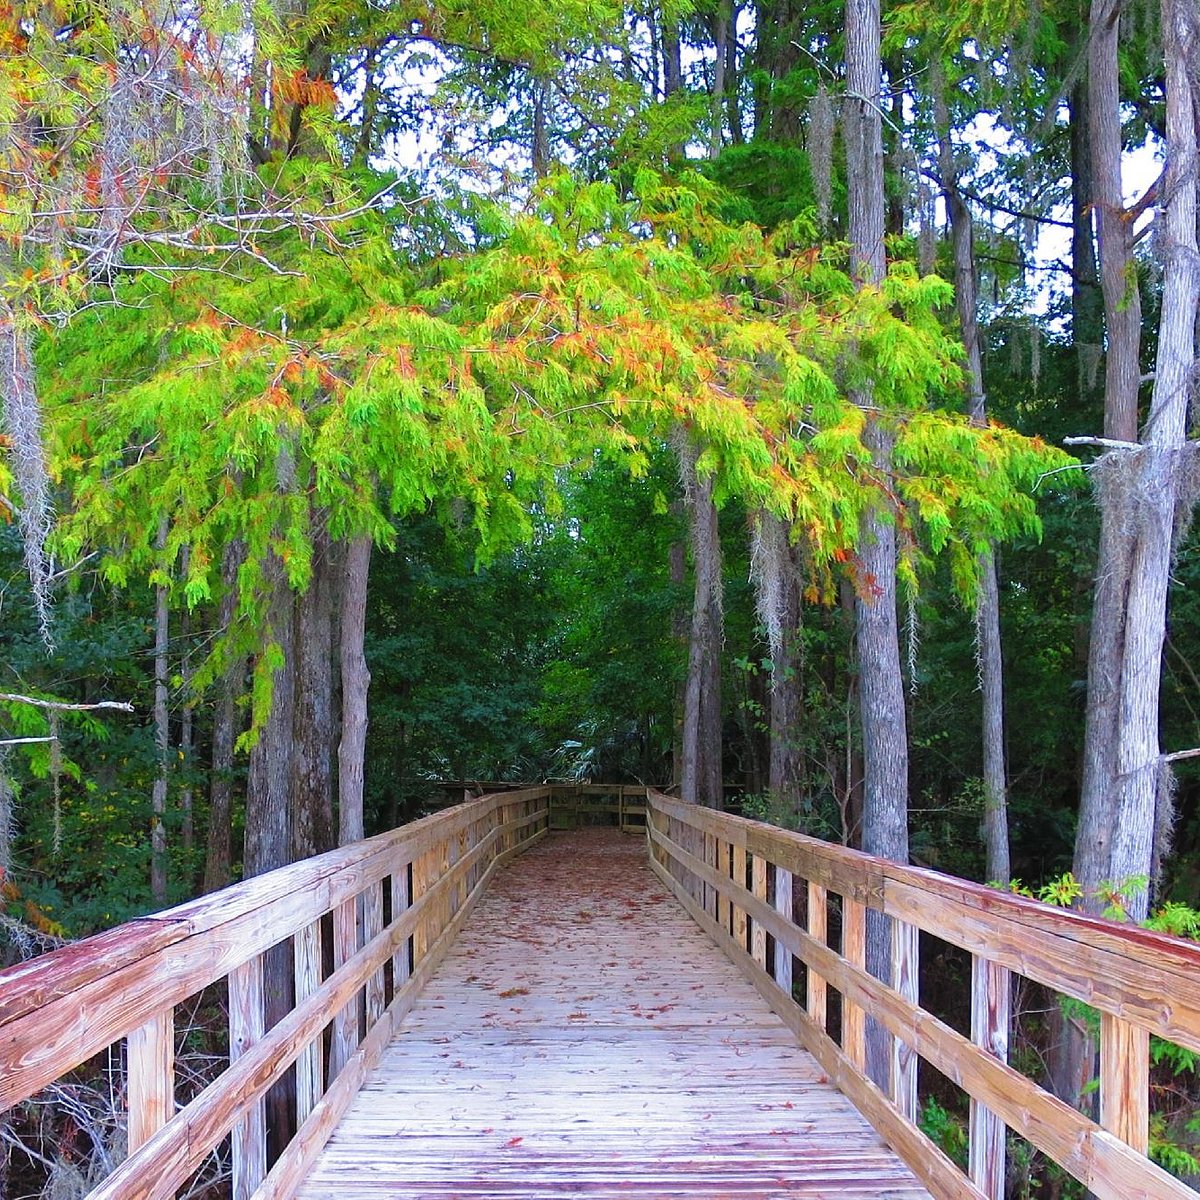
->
left=0, top=794, right=554, bottom=1108
left=364, top=883, right=385, bottom=1031
left=647, top=791, right=1200, bottom=1054
left=751, top=853, right=768, bottom=970
left=648, top=819, right=1195, bottom=1200
left=773, top=866, right=792, bottom=997
left=390, top=867, right=411, bottom=994
left=717, top=838, right=731, bottom=933
left=294, top=920, right=323, bottom=1123
left=843, top=898, right=866, bottom=1074
left=330, top=896, right=361, bottom=1077
left=229, top=955, right=266, bottom=1200
left=808, top=880, right=828, bottom=1029
left=968, top=956, right=1009, bottom=1200
left=127, top=1008, right=174, bottom=1152
left=1100, top=1012, right=1150, bottom=1154
left=296, top=831, right=933, bottom=1200
left=648, top=851, right=973, bottom=1200
left=87, top=810, right=549, bottom=1200
left=732, top=844, right=748, bottom=952
left=892, top=919, right=919, bottom=1121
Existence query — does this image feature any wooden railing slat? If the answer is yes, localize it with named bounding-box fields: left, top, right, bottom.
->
left=229, top=954, right=266, bottom=1200
left=968, top=956, right=1009, bottom=1200
left=293, top=920, right=323, bottom=1124
left=127, top=1008, right=174, bottom=1152
left=773, top=866, right=792, bottom=996
left=1100, top=1012, right=1150, bottom=1154
left=891, top=919, right=919, bottom=1121
left=806, top=881, right=827, bottom=1029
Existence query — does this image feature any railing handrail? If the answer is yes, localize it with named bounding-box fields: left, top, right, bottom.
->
left=0, top=787, right=553, bottom=1200
left=645, top=790, right=1198, bottom=1200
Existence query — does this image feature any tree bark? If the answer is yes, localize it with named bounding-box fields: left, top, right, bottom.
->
left=292, top=523, right=336, bottom=860
left=150, top=518, right=169, bottom=905
left=1075, top=0, right=1145, bottom=912
left=670, top=500, right=688, bottom=789
left=203, top=540, right=244, bottom=894
left=338, top=535, right=372, bottom=845
left=708, top=1, right=730, bottom=159
left=845, top=0, right=907, bottom=1090
left=680, top=440, right=724, bottom=809
left=1069, top=77, right=1104, bottom=410
left=1105, top=0, right=1197, bottom=916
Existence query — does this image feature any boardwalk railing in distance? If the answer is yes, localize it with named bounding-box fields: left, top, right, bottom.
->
left=646, top=790, right=1200, bottom=1200
left=0, top=788, right=550, bottom=1200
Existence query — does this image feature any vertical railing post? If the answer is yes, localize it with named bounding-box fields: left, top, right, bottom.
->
left=806, top=881, right=827, bottom=1027
left=716, top=838, right=730, bottom=933
left=330, top=895, right=361, bottom=1076
left=732, top=843, right=748, bottom=951
left=391, top=862, right=412, bottom=992
left=127, top=1008, right=174, bottom=1151
left=1100, top=1012, right=1150, bottom=1153
left=751, top=854, right=768, bottom=969
left=843, top=897, right=866, bottom=1073
left=364, top=880, right=385, bottom=1030
left=773, top=865, right=793, bottom=996
left=229, top=955, right=266, bottom=1200
left=969, top=956, right=1011, bottom=1200
left=294, top=920, right=323, bottom=1123
left=891, top=919, right=919, bottom=1120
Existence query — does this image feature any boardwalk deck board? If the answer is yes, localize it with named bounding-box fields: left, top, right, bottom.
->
left=296, top=830, right=933, bottom=1199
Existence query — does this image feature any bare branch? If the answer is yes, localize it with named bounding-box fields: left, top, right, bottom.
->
left=0, top=692, right=134, bottom=713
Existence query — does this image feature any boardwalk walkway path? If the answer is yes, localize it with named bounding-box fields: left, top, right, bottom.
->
left=296, top=828, right=932, bottom=1198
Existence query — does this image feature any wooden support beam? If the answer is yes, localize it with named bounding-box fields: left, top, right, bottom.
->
left=807, top=880, right=828, bottom=1028
left=891, top=918, right=919, bottom=1121
left=773, top=866, right=793, bottom=997
left=127, top=1008, right=173, bottom=1152
left=969, top=956, right=1010, bottom=1200
left=842, top=897, right=866, bottom=1073
left=1100, top=1011, right=1150, bottom=1154
left=293, top=920, right=323, bottom=1124
left=732, top=844, right=748, bottom=952
left=330, top=895, right=360, bottom=1077
left=751, top=854, right=768, bottom=970
left=229, top=955, right=265, bottom=1200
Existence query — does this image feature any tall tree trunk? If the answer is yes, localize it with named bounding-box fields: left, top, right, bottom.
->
left=679, top=438, right=724, bottom=809
left=1075, top=0, right=1145, bottom=912
left=243, top=561, right=297, bottom=1156
left=151, top=518, right=169, bottom=905
left=292, top=523, right=335, bottom=859
left=338, top=535, right=372, bottom=845
left=708, top=1, right=730, bottom=159
left=670, top=500, right=688, bottom=789
left=1105, top=0, right=1197, bottom=916
left=203, top=540, right=243, bottom=894
left=934, top=72, right=1010, bottom=885
left=532, top=78, right=551, bottom=178
left=753, top=511, right=805, bottom=822
left=845, top=0, right=908, bottom=1090
left=725, top=9, right=743, bottom=144
left=179, top=549, right=194, bottom=861
left=662, top=15, right=681, bottom=98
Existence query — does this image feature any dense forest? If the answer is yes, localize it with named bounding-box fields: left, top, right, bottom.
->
left=2, top=0, right=1200, bottom=1188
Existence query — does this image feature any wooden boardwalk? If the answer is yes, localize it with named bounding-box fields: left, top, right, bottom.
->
left=296, top=829, right=932, bottom=1199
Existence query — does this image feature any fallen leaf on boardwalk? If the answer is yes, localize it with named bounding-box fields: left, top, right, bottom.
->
left=504, top=1136, right=524, bottom=1147
left=499, top=987, right=529, bottom=998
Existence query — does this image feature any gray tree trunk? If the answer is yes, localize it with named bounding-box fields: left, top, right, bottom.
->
left=203, top=540, right=243, bottom=894
left=934, top=73, right=1010, bottom=885
left=338, top=535, right=372, bottom=845
left=1075, top=0, right=1145, bottom=911
left=680, top=440, right=724, bottom=809
left=1105, top=0, right=1197, bottom=916
left=670, top=500, right=688, bottom=790
left=292, top=523, right=336, bottom=860
left=845, top=0, right=908, bottom=1090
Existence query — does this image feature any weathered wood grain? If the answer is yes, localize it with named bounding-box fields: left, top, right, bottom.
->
left=296, top=831, right=932, bottom=1200
left=127, top=1008, right=173, bottom=1152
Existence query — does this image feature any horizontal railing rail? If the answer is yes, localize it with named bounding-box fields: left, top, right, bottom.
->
left=646, top=790, right=1200, bottom=1200
left=0, top=788, right=551, bottom=1200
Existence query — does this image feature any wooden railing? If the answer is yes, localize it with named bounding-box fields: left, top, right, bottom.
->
left=0, top=788, right=550, bottom=1200
left=646, top=791, right=1200, bottom=1200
